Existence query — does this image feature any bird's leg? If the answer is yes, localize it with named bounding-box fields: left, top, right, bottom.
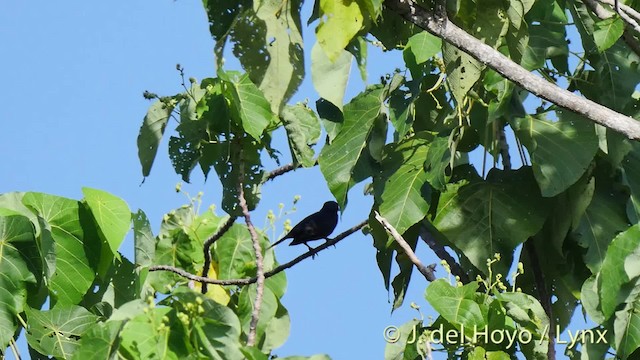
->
left=304, top=243, right=318, bottom=259
left=325, top=237, right=336, bottom=248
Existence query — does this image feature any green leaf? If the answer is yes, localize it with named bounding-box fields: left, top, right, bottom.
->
left=133, top=209, right=155, bottom=267
left=118, top=306, right=180, bottom=360
left=593, top=17, right=624, bottom=52
left=215, top=223, right=268, bottom=280
left=170, top=288, right=243, bottom=360
left=346, top=36, right=368, bottom=82
left=377, top=133, right=434, bottom=236
left=262, top=301, right=291, bottom=351
left=137, top=100, right=175, bottom=177
left=253, top=0, right=305, bottom=113
left=200, top=138, right=264, bottom=216
left=443, top=42, right=483, bottom=103
left=473, top=0, right=509, bottom=48
left=405, top=32, right=441, bottom=64
left=316, top=0, right=365, bottom=61
left=511, top=111, right=599, bottom=197
left=425, top=279, right=486, bottom=329
left=598, top=225, right=640, bottom=319
left=311, top=42, right=352, bottom=111
left=26, top=306, right=99, bottom=358
left=433, top=167, right=548, bottom=274
left=82, top=188, right=130, bottom=257
left=71, top=320, right=122, bottom=360
left=319, top=87, right=384, bottom=208
left=23, top=193, right=96, bottom=305
left=573, top=171, right=629, bottom=273
left=614, top=295, right=640, bottom=358
left=383, top=319, right=422, bottom=360
left=281, top=103, right=321, bottom=167
left=238, top=285, right=278, bottom=350
left=0, top=215, right=36, bottom=349
left=219, top=70, right=275, bottom=140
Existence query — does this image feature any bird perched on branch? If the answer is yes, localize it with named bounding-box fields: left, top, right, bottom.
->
left=268, top=201, right=339, bottom=251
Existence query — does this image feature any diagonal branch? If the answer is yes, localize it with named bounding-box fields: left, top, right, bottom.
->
left=584, top=0, right=640, bottom=57
left=238, top=149, right=265, bottom=347
left=201, top=216, right=237, bottom=294
left=149, top=220, right=368, bottom=284
left=384, top=0, right=640, bottom=140
left=418, top=225, right=469, bottom=284
left=374, top=212, right=436, bottom=281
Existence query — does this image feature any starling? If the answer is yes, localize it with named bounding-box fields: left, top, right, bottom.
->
left=268, top=201, right=339, bottom=251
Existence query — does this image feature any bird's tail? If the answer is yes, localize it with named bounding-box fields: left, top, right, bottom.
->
left=267, top=236, right=288, bottom=249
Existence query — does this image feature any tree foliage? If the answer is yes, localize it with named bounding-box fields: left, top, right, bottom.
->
left=4, top=0, right=640, bottom=358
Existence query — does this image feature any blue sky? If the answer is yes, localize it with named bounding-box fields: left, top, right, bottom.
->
left=0, top=1, right=449, bottom=359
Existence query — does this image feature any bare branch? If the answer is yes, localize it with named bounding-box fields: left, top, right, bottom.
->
left=374, top=212, right=436, bottom=281
left=238, top=149, right=265, bottom=347
left=598, top=0, right=640, bottom=25
left=201, top=216, right=237, bottom=294
left=262, top=163, right=298, bottom=183
left=418, top=225, right=469, bottom=284
left=148, top=220, right=368, bottom=285
left=384, top=0, right=640, bottom=140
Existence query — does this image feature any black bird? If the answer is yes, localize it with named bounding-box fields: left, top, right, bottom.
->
left=268, top=201, right=339, bottom=251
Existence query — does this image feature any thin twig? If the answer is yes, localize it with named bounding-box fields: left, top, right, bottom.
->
left=262, top=163, right=298, bottom=183
left=598, top=0, right=640, bottom=24
left=238, top=149, right=265, bottom=347
left=418, top=225, right=469, bottom=283
left=149, top=220, right=368, bottom=285
left=384, top=0, right=640, bottom=140
left=201, top=216, right=237, bottom=294
left=374, top=212, right=436, bottom=281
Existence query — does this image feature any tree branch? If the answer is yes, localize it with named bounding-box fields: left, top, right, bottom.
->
left=149, top=220, right=368, bottom=285
left=384, top=0, right=640, bottom=140
left=201, top=216, right=237, bottom=294
left=262, top=163, right=298, bottom=183
left=238, top=149, right=265, bottom=347
left=374, top=212, right=436, bottom=281
left=418, top=225, right=469, bottom=284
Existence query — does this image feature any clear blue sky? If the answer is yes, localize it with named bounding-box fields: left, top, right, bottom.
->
left=0, top=1, right=449, bottom=359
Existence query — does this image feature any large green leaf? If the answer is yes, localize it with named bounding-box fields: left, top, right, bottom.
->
left=613, top=282, right=640, bottom=358
left=133, top=209, right=155, bottom=267
left=215, top=223, right=267, bottom=280
left=433, top=167, right=548, bottom=274
left=170, top=288, right=244, bottom=360
left=598, top=225, right=640, bottom=319
left=137, top=100, right=175, bottom=177
left=511, top=111, right=599, bottom=197
left=404, top=32, right=441, bottom=64
left=311, top=42, right=352, bottom=111
left=319, top=87, right=384, bottom=208
left=316, top=0, right=365, bottom=61
left=425, top=279, right=486, bottom=329
left=253, top=0, right=304, bottom=113
left=70, top=320, right=122, bottom=360
left=219, top=70, right=275, bottom=140
left=0, top=215, right=36, bottom=349
left=26, top=306, right=99, bottom=358
left=237, top=286, right=278, bottom=350
left=281, top=103, right=321, bottom=167
left=593, top=17, right=624, bottom=53
left=22, top=193, right=96, bottom=305
left=573, top=171, right=629, bottom=273
left=118, top=306, right=180, bottom=360
left=443, top=42, right=482, bottom=103
left=377, top=133, right=443, bottom=236
left=82, top=187, right=131, bottom=257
